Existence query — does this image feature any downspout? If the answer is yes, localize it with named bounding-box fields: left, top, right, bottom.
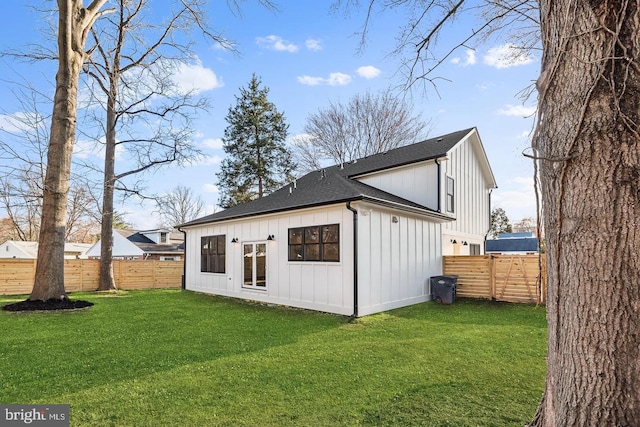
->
left=346, top=202, right=358, bottom=319
left=178, top=227, right=187, bottom=290
left=484, top=189, right=494, bottom=254
left=435, top=159, right=442, bottom=212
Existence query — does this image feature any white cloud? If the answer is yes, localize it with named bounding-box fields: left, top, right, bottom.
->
left=73, top=139, right=101, bottom=159
left=202, top=138, right=223, bottom=149
left=297, top=73, right=352, bottom=86
left=256, top=35, right=299, bottom=53
left=464, top=49, right=477, bottom=66
left=203, top=184, right=219, bottom=193
left=212, top=40, right=232, bottom=51
left=327, top=72, right=352, bottom=86
left=451, top=49, right=476, bottom=67
left=191, top=155, right=223, bottom=166
left=356, top=65, right=381, bottom=79
left=123, top=205, right=164, bottom=229
left=0, top=113, right=33, bottom=133
left=297, top=75, right=324, bottom=86
left=476, top=81, right=494, bottom=90
left=484, top=43, right=535, bottom=69
left=492, top=176, right=537, bottom=221
left=305, top=39, right=322, bottom=51
left=173, top=60, right=223, bottom=94
left=498, top=104, right=537, bottom=117
left=74, top=136, right=125, bottom=160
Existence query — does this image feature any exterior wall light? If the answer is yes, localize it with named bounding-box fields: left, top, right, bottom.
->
left=267, top=235, right=275, bottom=241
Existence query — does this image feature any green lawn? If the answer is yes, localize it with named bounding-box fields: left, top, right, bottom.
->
left=0, top=290, right=547, bottom=426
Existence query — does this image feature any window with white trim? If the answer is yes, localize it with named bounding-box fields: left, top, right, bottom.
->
left=446, top=176, right=455, bottom=213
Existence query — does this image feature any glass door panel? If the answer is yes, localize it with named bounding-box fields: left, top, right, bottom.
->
left=243, top=242, right=267, bottom=289
left=256, top=243, right=266, bottom=287
left=243, top=244, right=254, bottom=287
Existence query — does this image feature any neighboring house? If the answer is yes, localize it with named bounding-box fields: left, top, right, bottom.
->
left=0, top=240, right=92, bottom=259
left=179, top=128, right=497, bottom=317
left=85, top=228, right=184, bottom=261
left=486, top=232, right=539, bottom=254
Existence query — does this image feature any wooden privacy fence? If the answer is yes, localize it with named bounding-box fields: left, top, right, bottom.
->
left=443, top=255, right=547, bottom=304
left=0, top=259, right=183, bottom=295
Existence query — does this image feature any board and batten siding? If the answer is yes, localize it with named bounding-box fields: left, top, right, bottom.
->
left=354, top=202, right=442, bottom=316
left=183, top=204, right=355, bottom=316
left=356, top=161, right=439, bottom=211
left=441, top=133, right=494, bottom=254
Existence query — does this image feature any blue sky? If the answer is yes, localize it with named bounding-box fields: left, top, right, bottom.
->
left=0, top=1, right=539, bottom=229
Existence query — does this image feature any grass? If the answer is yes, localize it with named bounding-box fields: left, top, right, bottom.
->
left=0, top=290, right=547, bottom=426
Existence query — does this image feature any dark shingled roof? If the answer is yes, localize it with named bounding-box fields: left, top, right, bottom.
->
left=115, top=229, right=184, bottom=253
left=181, top=128, right=474, bottom=227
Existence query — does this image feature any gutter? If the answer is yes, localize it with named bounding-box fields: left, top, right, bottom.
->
left=178, top=226, right=187, bottom=290
left=435, top=158, right=442, bottom=212
left=346, top=202, right=358, bottom=319
left=483, top=188, right=494, bottom=254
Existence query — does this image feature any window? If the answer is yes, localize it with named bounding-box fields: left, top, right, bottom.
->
left=201, top=235, right=226, bottom=273
left=446, top=176, right=455, bottom=213
left=288, top=224, right=339, bottom=262
left=470, top=244, right=481, bottom=255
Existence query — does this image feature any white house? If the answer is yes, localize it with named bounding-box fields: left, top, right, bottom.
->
left=0, top=240, right=92, bottom=259
left=85, top=229, right=184, bottom=260
left=179, top=128, right=497, bottom=317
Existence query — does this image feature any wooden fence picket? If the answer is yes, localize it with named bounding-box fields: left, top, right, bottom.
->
left=444, top=254, right=546, bottom=304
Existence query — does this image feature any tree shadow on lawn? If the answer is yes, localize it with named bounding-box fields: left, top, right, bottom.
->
left=0, top=290, right=347, bottom=403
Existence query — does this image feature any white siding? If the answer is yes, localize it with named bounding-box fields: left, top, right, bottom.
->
left=355, top=202, right=443, bottom=316
left=183, top=204, right=355, bottom=316
left=441, top=132, right=494, bottom=254
left=357, top=161, right=440, bottom=210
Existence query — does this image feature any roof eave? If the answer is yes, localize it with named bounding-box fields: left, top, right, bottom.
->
left=179, top=197, right=366, bottom=228
left=181, top=195, right=454, bottom=229
left=358, top=196, right=455, bottom=223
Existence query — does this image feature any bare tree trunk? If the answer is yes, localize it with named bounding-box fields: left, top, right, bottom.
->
left=30, top=0, right=109, bottom=301
left=530, top=1, right=640, bottom=424
left=98, top=77, right=118, bottom=291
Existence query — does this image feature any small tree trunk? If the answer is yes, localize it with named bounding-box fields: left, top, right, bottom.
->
left=530, top=1, right=640, bottom=424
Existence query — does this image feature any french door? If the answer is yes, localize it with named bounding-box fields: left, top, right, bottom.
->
left=243, top=242, right=267, bottom=289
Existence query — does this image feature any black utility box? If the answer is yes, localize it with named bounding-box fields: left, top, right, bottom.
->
left=430, top=275, right=458, bottom=304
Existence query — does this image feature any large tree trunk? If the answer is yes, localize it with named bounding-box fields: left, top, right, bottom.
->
left=30, top=0, right=97, bottom=301
left=531, top=2, right=640, bottom=425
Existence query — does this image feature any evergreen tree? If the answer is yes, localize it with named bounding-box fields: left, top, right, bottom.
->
left=488, top=207, right=512, bottom=239
left=217, top=74, right=295, bottom=208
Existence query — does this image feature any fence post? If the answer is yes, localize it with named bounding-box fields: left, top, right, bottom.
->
left=489, top=255, right=496, bottom=300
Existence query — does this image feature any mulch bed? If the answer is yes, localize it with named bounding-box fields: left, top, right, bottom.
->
left=2, top=298, right=94, bottom=312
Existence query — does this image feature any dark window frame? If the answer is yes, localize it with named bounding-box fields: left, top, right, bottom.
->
left=446, top=176, right=455, bottom=213
left=288, top=224, right=340, bottom=262
left=201, top=235, right=226, bottom=273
